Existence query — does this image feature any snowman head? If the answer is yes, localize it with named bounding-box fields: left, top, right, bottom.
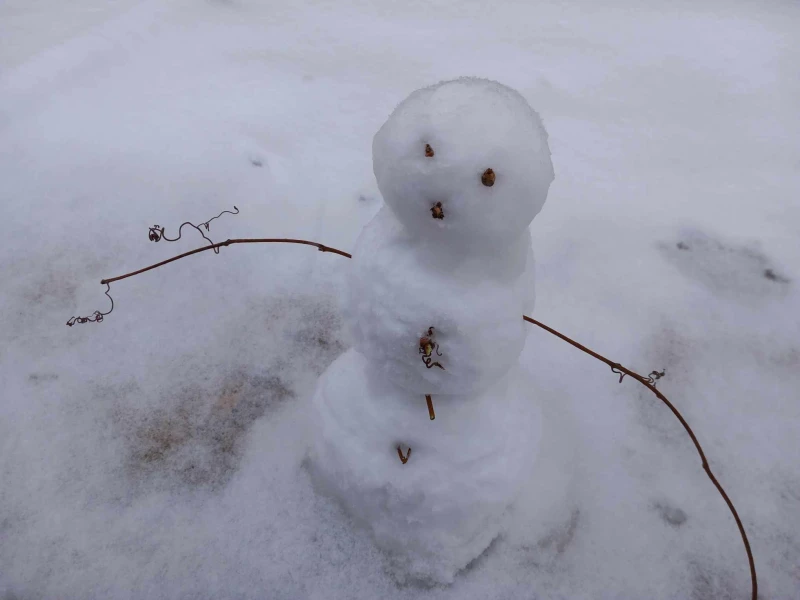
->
left=373, top=78, right=554, bottom=250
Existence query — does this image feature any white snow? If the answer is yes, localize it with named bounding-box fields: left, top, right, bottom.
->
left=314, top=87, right=549, bottom=575
left=1, top=1, right=799, bottom=599
left=372, top=77, right=554, bottom=251
left=309, top=348, right=544, bottom=583
left=346, top=205, right=535, bottom=395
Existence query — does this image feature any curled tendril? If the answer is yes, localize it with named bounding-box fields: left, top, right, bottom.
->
left=419, top=327, right=445, bottom=369
left=422, top=356, right=445, bottom=370
left=66, top=283, right=114, bottom=327
left=148, top=206, right=239, bottom=253
left=645, top=369, right=666, bottom=386
left=610, top=363, right=666, bottom=386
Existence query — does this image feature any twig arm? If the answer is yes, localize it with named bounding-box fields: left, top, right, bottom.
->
left=101, top=238, right=352, bottom=285
left=523, top=315, right=757, bottom=600
left=68, top=238, right=352, bottom=325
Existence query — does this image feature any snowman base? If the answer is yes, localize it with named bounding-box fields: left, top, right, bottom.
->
left=308, top=348, right=542, bottom=584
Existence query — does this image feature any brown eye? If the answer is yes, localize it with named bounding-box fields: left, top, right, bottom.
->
left=424, top=143, right=435, bottom=158
left=481, top=168, right=495, bottom=187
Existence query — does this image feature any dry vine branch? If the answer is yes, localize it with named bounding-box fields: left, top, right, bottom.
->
left=66, top=239, right=351, bottom=326
left=523, top=315, right=757, bottom=600
left=101, top=238, right=352, bottom=285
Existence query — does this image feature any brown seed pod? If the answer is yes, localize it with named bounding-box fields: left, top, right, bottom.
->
left=481, top=168, right=495, bottom=187
left=425, top=143, right=435, bottom=158
left=419, top=326, right=444, bottom=369
left=419, top=327, right=435, bottom=355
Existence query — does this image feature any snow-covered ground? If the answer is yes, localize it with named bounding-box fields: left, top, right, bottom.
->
left=1, top=1, right=798, bottom=598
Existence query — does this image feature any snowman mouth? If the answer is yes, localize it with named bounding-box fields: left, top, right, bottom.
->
left=430, top=202, right=444, bottom=220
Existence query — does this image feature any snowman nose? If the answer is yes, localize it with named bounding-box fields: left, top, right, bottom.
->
left=430, top=202, right=444, bottom=220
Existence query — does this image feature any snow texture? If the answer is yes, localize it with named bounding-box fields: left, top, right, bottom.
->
left=347, top=205, right=536, bottom=395
left=373, top=77, right=554, bottom=252
left=309, top=348, right=542, bottom=583
left=1, top=1, right=799, bottom=599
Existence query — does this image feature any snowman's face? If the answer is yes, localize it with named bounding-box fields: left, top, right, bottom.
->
left=372, top=78, right=554, bottom=249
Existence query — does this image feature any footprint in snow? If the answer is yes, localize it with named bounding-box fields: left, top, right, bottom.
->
left=659, top=229, right=790, bottom=302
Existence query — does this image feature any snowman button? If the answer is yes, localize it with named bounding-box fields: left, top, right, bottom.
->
left=481, top=168, right=496, bottom=187
left=424, top=143, right=434, bottom=157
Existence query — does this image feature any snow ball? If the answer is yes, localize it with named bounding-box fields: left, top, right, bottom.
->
left=346, top=206, right=535, bottom=395
left=308, top=348, right=542, bottom=584
left=372, top=77, right=554, bottom=250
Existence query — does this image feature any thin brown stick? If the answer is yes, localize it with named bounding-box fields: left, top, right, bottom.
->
left=523, top=315, right=757, bottom=600
left=100, top=238, right=352, bottom=285
left=425, top=395, right=435, bottom=420
left=397, top=446, right=411, bottom=464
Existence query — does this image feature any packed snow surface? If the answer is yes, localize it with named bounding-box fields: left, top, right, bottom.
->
left=1, top=1, right=799, bottom=599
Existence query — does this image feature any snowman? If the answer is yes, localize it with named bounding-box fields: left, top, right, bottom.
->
left=308, top=78, right=556, bottom=583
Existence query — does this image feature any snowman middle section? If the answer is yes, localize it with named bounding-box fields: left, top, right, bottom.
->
left=345, top=206, right=536, bottom=396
